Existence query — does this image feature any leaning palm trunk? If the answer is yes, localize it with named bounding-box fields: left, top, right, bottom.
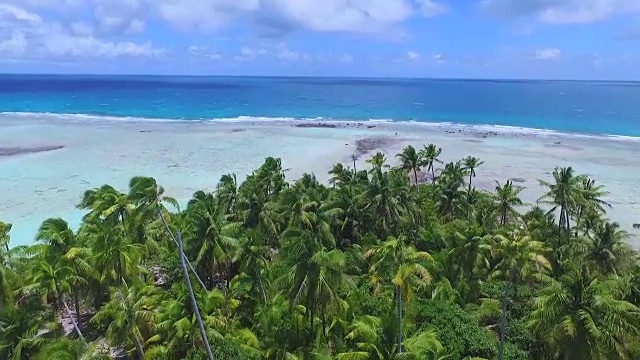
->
left=62, top=299, right=85, bottom=343
left=396, top=285, right=403, bottom=354
left=177, top=231, right=214, bottom=360
left=157, top=206, right=207, bottom=290
left=132, top=333, right=145, bottom=360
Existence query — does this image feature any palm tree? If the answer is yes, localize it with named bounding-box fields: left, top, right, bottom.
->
left=366, top=236, right=433, bottom=354
left=494, top=180, right=524, bottom=225
left=528, top=265, right=640, bottom=360
left=217, top=173, right=239, bottom=214
left=1, top=222, right=14, bottom=303
left=538, top=167, right=584, bottom=242
left=488, top=230, right=550, bottom=360
left=574, top=177, right=611, bottom=232
left=185, top=191, right=238, bottom=290
left=0, top=302, right=52, bottom=360
left=85, top=219, right=143, bottom=286
left=92, top=283, right=159, bottom=359
left=366, top=152, right=388, bottom=171
left=79, top=185, right=134, bottom=228
left=397, top=145, right=422, bottom=185
left=34, top=338, right=110, bottom=360
left=328, top=163, right=354, bottom=188
left=587, top=221, right=632, bottom=275
left=0, top=222, right=10, bottom=252
left=419, top=144, right=443, bottom=184
left=462, top=156, right=484, bottom=197
left=280, top=225, right=349, bottom=342
left=35, top=218, right=90, bottom=325
left=357, top=168, right=406, bottom=237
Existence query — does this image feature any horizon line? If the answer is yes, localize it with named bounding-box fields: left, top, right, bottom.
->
left=1, top=73, right=639, bottom=83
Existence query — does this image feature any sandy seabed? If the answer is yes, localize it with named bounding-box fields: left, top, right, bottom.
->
left=1, top=115, right=639, bottom=247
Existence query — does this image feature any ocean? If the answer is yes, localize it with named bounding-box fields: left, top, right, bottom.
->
left=1, top=75, right=640, bottom=137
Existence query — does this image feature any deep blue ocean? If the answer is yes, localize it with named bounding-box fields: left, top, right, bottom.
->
left=1, top=75, right=640, bottom=137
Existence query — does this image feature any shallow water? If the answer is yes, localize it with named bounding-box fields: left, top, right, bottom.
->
left=1, top=117, right=639, bottom=247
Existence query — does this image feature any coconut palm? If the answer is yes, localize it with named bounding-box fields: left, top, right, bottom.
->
left=0, top=302, right=53, bottom=360
left=366, top=236, right=433, bottom=354
left=85, top=219, right=143, bottom=286
left=328, top=163, right=354, bottom=188
left=358, top=168, right=406, bottom=236
left=34, top=338, right=110, bottom=360
left=280, top=225, right=349, bottom=341
left=419, top=144, right=443, bottom=184
left=92, top=283, right=159, bottom=359
left=494, top=180, right=524, bottom=225
left=0, top=222, right=10, bottom=252
left=528, top=265, right=640, bottom=360
left=397, top=145, right=422, bottom=185
left=217, top=173, right=239, bottom=214
left=367, top=152, right=388, bottom=171
left=587, top=221, right=632, bottom=275
left=1, top=222, right=14, bottom=303
left=462, top=156, right=484, bottom=197
left=488, top=230, right=551, bottom=359
left=538, top=167, right=585, bottom=242
left=185, top=191, right=238, bottom=289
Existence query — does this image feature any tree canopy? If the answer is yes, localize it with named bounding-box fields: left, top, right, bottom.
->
left=1, top=146, right=639, bottom=360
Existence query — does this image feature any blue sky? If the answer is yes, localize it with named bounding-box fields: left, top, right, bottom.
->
left=1, top=0, right=640, bottom=79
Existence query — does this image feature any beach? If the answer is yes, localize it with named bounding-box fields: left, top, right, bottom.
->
left=1, top=115, right=639, bottom=247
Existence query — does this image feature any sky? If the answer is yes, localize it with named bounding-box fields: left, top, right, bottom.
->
left=1, top=0, right=640, bottom=79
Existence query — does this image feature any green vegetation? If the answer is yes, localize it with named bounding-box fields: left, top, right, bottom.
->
left=2, top=144, right=640, bottom=360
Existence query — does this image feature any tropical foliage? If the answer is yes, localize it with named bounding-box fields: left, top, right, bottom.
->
left=2, top=144, right=639, bottom=360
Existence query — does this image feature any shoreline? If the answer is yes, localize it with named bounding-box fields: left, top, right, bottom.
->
left=1, top=114, right=639, bottom=247
left=2, top=111, right=640, bottom=142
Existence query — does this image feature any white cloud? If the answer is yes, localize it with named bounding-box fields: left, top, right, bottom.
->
left=534, top=48, right=561, bottom=60
left=235, top=45, right=267, bottom=60
left=406, top=51, right=420, bottom=60
left=188, top=45, right=222, bottom=60
left=0, top=31, right=28, bottom=55
left=45, top=32, right=164, bottom=58
left=277, top=43, right=301, bottom=60
left=432, top=53, right=446, bottom=62
left=0, top=4, right=43, bottom=24
left=339, top=54, right=353, bottom=63
left=482, top=0, right=640, bottom=24
left=419, top=0, right=451, bottom=17
left=0, top=4, right=164, bottom=61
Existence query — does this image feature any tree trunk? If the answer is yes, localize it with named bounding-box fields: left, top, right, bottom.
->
left=431, top=166, right=436, bottom=185
left=73, top=289, right=81, bottom=331
left=133, top=333, right=145, bottom=360
left=413, top=169, right=418, bottom=185
left=177, top=231, right=214, bottom=360
left=352, top=157, right=357, bottom=174
left=321, top=304, right=327, bottom=338
left=498, top=269, right=516, bottom=360
left=396, top=285, right=403, bottom=354
left=62, top=299, right=85, bottom=343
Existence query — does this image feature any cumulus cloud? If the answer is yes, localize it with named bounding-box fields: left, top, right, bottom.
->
left=0, top=4, right=164, bottom=61
left=188, top=45, right=222, bottom=60
left=419, top=0, right=451, bottom=17
left=481, top=0, right=640, bottom=24
left=432, top=53, right=446, bottom=63
left=406, top=51, right=421, bottom=60
left=534, top=48, right=561, bottom=60
left=8, top=0, right=450, bottom=37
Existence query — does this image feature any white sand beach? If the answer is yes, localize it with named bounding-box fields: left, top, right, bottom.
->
left=1, top=115, right=639, bottom=247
